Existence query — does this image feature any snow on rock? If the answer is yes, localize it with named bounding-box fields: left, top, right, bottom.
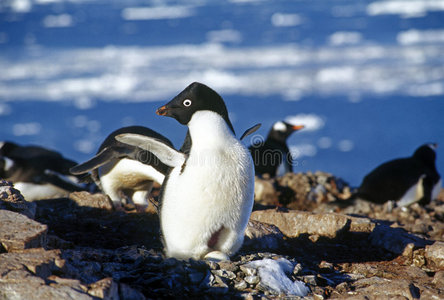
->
left=245, top=258, right=310, bottom=296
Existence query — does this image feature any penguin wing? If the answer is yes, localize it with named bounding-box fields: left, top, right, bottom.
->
left=240, top=123, right=261, bottom=141
left=42, top=169, right=87, bottom=192
left=116, top=133, right=186, bottom=168
left=70, top=147, right=123, bottom=175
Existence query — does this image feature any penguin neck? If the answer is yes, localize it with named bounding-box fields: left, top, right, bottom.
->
left=187, top=111, right=236, bottom=147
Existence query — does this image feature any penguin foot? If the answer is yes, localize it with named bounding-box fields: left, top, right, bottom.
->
left=204, top=251, right=230, bottom=262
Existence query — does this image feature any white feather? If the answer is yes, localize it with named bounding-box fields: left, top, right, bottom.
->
left=100, top=157, right=165, bottom=206
left=396, top=175, right=425, bottom=207
left=13, top=182, right=69, bottom=201
left=432, top=178, right=442, bottom=201
left=161, top=111, right=255, bottom=260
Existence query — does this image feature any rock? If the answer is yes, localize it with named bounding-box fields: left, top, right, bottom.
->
left=425, top=241, right=444, bottom=269
left=250, top=209, right=374, bottom=239
left=254, top=177, right=279, bottom=206
left=69, top=191, right=114, bottom=210
left=243, top=219, right=285, bottom=251
left=0, top=210, right=47, bottom=252
left=369, top=224, right=430, bottom=255
left=0, top=180, right=36, bottom=219
left=88, top=277, right=119, bottom=299
left=0, top=249, right=64, bottom=278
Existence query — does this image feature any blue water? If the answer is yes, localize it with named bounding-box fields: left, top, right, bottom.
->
left=1, top=0, right=443, bottom=186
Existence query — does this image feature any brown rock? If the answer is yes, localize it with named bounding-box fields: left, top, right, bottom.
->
left=69, top=191, right=114, bottom=210
left=250, top=209, right=374, bottom=239
left=425, top=241, right=444, bottom=269
left=0, top=210, right=47, bottom=252
left=88, top=277, right=119, bottom=299
left=254, top=177, right=279, bottom=206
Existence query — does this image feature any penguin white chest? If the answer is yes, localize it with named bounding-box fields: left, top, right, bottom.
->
left=161, top=111, right=255, bottom=260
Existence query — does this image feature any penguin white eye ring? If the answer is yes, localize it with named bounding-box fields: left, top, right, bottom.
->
left=183, top=99, right=192, bottom=107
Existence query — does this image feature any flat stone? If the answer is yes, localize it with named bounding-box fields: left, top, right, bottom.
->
left=250, top=209, right=375, bottom=239
left=369, top=224, right=430, bottom=255
left=425, top=241, right=444, bottom=269
left=0, top=210, right=47, bottom=252
left=0, top=249, right=64, bottom=279
left=69, top=191, right=114, bottom=210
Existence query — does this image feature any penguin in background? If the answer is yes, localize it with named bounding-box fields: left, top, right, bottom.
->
left=0, top=141, right=89, bottom=201
left=249, top=121, right=304, bottom=178
left=70, top=126, right=173, bottom=211
left=116, top=82, right=258, bottom=261
left=355, top=143, right=441, bottom=207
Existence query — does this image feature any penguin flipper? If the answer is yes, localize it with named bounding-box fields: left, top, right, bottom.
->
left=70, top=147, right=121, bottom=175
left=43, top=169, right=87, bottom=192
left=240, top=123, right=261, bottom=141
left=116, top=133, right=186, bottom=168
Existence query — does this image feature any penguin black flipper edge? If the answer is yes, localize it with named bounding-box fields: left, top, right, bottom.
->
left=240, top=123, right=261, bottom=141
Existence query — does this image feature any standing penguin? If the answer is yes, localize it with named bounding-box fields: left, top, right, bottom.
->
left=116, top=82, right=255, bottom=261
left=70, top=126, right=173, bottom=210
left=356, top=143, right=441, bottom=206
left=0, top=141, right=88, bottom=201
left=249, top=121, right=304, bottom=177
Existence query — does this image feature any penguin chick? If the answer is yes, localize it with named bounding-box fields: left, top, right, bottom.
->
left=0, top=141, right=88, bottom=201
left=116, top=82, right=255, bottom=261
left=356, top=143, right=441, bottom=207
left=70, top=126, right=173, bottom=210
left=249, top=121, right=304, bottom=177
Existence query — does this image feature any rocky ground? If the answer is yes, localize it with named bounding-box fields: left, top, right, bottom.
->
left=1, top=172, right=443, bottom=299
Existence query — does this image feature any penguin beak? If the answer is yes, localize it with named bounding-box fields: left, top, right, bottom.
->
left=292, top=125, right=305, bottom=131
left=156, top=105, right=170, bottom=116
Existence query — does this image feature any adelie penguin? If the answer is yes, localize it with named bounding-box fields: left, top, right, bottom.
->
left=116, top=82, right=259, bottom=261
left=70, top=126, right=173, bottom=210
left=249, top=121, right=304, bottom=178
left=355, top=143, right=441, bottom=207
left=0, top=141, right=89, bottom=201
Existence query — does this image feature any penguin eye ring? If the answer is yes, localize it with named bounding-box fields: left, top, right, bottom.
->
left=183, top=99, right=192, bottom=107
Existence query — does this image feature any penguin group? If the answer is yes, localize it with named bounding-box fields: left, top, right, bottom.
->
left=1, top=81, right=441, bottom=261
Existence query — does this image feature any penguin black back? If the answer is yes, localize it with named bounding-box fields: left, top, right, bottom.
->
left=249, top=121, right=304, bottom=177
left=356, top=143, right=441, bottom=206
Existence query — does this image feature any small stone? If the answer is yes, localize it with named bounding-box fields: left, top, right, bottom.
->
left=234, top=280, right=248, bottom=290
left=240, top=265, right=257, bottom=276
left=88, top=278, right=118, bottom=299
left=212, top=269, right=236, bottom=280
left=244, top=275, right=260, bottom=285
left=425, top=241, right=444, bottom=269
left=188, top=271, right=206, bottom=285
left=218, top=260, right=238, bottom=272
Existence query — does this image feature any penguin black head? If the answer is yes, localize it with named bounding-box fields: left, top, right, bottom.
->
left=268, top=121, right=304, bottom=144
left=0, top=141, right=19, bottom=156
left=413, top=143, right=437, bottom=167
left=156, top=82, right=235, bottom=134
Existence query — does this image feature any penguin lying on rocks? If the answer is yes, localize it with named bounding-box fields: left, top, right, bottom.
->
left=0, top=141, right=89, bottom=201
left=116, top=82, right=258, bottom=261
left=355, top=143, right=441, bottom=207
left=249, top=121, right=304, bottom=178
left=70, top=126, right=173, bottom=210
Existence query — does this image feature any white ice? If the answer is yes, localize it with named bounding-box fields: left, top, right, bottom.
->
left=245, top=258, right=310, bottom=297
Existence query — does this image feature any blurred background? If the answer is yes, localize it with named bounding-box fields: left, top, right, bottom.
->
left=0, top=0, right=443, bottom=186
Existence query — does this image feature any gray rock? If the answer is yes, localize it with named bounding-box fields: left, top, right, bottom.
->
left=0, top=210, right=47, bottom=252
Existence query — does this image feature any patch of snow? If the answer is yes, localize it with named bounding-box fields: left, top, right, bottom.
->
left=246, top=258, right=310, bottom=297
